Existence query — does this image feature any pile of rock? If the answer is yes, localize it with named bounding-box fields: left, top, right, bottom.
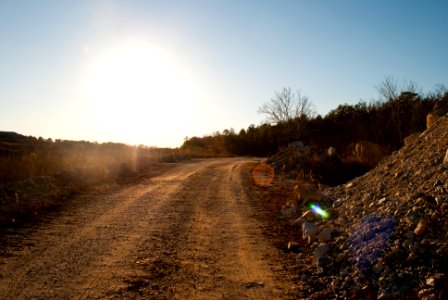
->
left=294, top=115, right=448, bottom=299
left=426, top=93, right=448, bottom=128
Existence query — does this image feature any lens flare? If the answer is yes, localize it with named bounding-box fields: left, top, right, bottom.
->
left=309, top=203, right=330, bottom=219
left=348, top=214, right=397, bottom=271
left=252, top=163, right=275, bottom=186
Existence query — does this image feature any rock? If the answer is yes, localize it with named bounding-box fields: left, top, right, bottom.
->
left=372, top=263, right=383, bottom=274
left=378, top=197, right=387, bottom=205
left=334, top=251, right=347, bottom=263
left=316, top=255, right=330, bottom=273
left=377, top=288, right=392, bottom=299
left=309, top=113, right=448, bottom=299
left=426, top=273, right=448, bottom=288
left=428, top=114, right=441, bottom=129
left=280, top=202, right=298, bottom=220
left=408, top=252, right=419, bottom=262
left=292, top=217, right=305, bottom=226
left=404, top=230, right=414, bottom=239
left=350, top=207, right=363, bottom=214
left=427, top=97, right=448, bottom=128
left=296, top=183, right=321, bottom=202
left=421, top=239, right=430, bottom=246
left=405, top=215, right=419, bottom=225
left=318, top=228, right=333, bottom=243
left=327, top=146, right=338, bottom=157
left=315, top=244, right=330, bottom=272
left=353, top=140, right=389, bottom=168
left=423, top=195, right=436, bottom=206
left=288, top=241, right=300, bottom=252
left=332, top=198, right=344, bottom=208
left=426, top=277, right=436, bottom=287
left=418, top=288, right=435, bottom=300
left=414, top=220, right=426, bottom=236
left=404, top=132, right=420, bottom=146
left=302, top=222, right=320, bottom=244
left=402, top=239, right=413, bottom=249
left=378, top=276, right=388, bottom=287
left=315, top=243, right=330, bottom=260
left=301, top=210, right=314, bottom=220
left=430, top=212, right=438, bottom=221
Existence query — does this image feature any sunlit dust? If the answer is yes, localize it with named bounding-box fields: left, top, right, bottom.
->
left=252, top=163, right=275, bottom=186
left=309, top=203, right=330, bottom=219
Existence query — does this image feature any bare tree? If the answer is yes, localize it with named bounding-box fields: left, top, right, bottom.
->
left=376, top=76, right=400, bottom=101
left=427, top=83, right=448, bottom=99
left=258, top=87, right=315, bottom=124
left=376, top=76, right=421, bottom=101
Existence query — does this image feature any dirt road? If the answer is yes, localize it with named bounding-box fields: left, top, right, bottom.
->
left=0, top=158, right=296, bottom=299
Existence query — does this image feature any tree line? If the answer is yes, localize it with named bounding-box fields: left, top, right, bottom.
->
left=182, top=80, right=447, bottom=160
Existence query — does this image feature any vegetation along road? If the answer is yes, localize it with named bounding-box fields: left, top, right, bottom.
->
left=0, top=158, right=296, bottom=299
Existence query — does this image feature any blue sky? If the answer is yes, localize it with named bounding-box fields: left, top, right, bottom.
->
left=1, top=0, right=447, bottom=147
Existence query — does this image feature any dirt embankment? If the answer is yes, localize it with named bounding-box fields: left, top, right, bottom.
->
left=287, top=116, right=448, bottom=299
left=0, top=158, right=298, bottom=299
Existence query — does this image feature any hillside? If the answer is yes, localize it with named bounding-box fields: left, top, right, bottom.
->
left=294, top=115, right=448, bottom=299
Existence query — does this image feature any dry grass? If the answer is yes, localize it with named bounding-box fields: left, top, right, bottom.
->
left=0, top=134, right=197, bottom=225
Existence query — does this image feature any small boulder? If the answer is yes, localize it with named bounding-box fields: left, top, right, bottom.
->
left=318, top=228, right=333, bottom=243
left=302, top=222, right=320, bottom=244
left=314, top=243, right=330, bottom=272
left=287, top=241, right=300, bottom=252
left=315, top=243, right=330, bottom=261
left=414, top=220, right=426, bottom=236
left=427, top=96, right=448, bottom=128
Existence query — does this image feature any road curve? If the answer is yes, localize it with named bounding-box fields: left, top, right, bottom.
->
left=0, top=158, right=293, bottom=299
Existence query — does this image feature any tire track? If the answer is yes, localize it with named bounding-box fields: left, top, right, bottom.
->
left=0, top=161, right=207, bottom=299
left=0, top=158, right=294, bottom=299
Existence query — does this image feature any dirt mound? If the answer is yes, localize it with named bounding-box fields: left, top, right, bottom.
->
left=266, top=142, right=371, bottom=186
left=294, top=115, right=448, bottom=299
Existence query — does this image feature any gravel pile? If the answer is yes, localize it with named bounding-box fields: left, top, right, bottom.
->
left=295, top=115, right=448, bottom=299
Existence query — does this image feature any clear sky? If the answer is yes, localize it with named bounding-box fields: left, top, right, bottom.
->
left=1, top=0, right=447, bottom=147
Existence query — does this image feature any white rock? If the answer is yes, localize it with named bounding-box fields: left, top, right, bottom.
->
left=302, top=222, right=320, bottom=244
left=301, top=210, right=314, bottom=219
left=293, top=210, right=314, bottom=225
left=444, top=148, right=448, bottom=164
left=333, top=198, right=344, bottom=208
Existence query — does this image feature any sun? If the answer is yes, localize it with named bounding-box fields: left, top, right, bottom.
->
left=83, top=39, right=199, bottom=145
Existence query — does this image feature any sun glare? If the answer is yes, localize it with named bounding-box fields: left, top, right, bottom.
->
left=83, top=40, right=200, bottom=145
